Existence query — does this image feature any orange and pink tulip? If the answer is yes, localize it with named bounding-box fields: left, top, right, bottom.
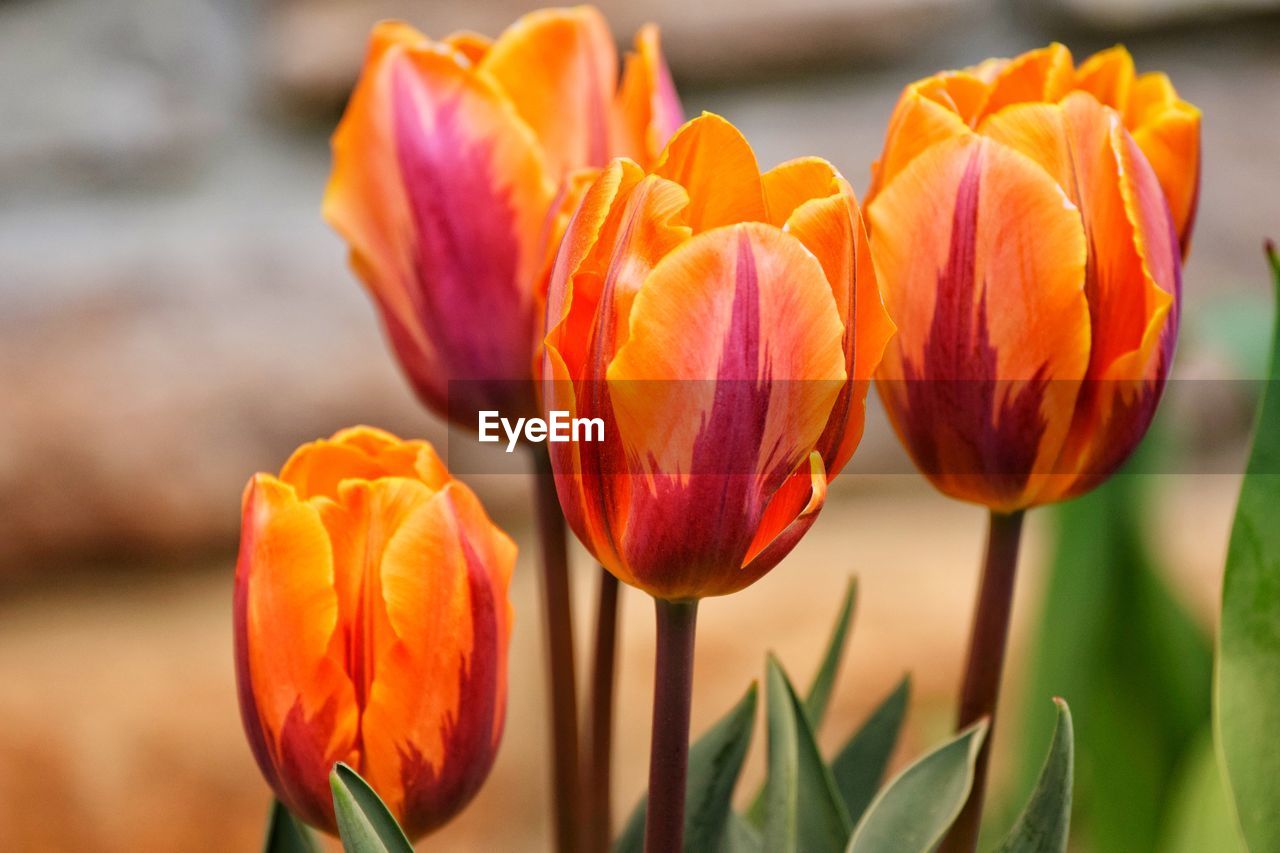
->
left=324, top=7, right=682, bottom=425
left=867, top=44, right=1199, bottom=511
left=541, top=114, right=895, bottom=600
left=233, top=427, right=515, bottom=839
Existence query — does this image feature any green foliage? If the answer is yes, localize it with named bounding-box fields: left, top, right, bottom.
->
left=329, top=763, right=413, bottom=853
left=1158, top=728, right=1246, bottom=853
left=803, top=578, right=858, bottom=726
left=830, top=676, right=911, bottom=825
left=995, top=699, right=1073, bottom=853
left=614, top=684, right=759, bottom=853
left=262, top=800, right=318, bottom=853
left=1216, top=242, right=1280, bottom=849
left=761, top=656, right=853, bottom=853
left=1011, top=465, right=1211, bottom=853
left=844, top=719, right=986, bottom=853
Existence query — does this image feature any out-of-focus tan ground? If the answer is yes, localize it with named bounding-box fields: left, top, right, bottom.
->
left=0, top=473, right=1237, bottom=851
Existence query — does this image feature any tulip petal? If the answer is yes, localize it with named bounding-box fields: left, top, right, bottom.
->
left=740, top=451, right=828, bottom=583
left=1131, top=102, right=1201, bottom=254
left=443, top=31, right=491, bottom=66
left=280, top=428, right=450, bottom=500
left=866, top=80, right=976, bottom=201
left=480, top=6, right=617, bottom=177
left=652, top=113, right=767, bottom=231
left=616, top=25, right=684, bottom=166
left=605, top=222, right=844, bottom=597
left=1074, top=45, right=1135, bottom=115
left=235, top=475, right=358, bottom=830
left=324, top=27, right=555, bottom=418
left=979, top=42, right=1074, bottom=120
left=869, top=135, right=1090, bottom=509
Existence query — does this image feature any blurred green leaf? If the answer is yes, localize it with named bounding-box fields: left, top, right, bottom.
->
left=263, top=800, right=318, bottom=853
left=329, top=762, right=413, bottom=853
left=747, top=579, right=857, bottom=827
left=845, top=719, right=988, bottom=853
left=615, top=683, right=759, bottom=853
left=803, top=577, right=857, bottom=727
left=1216, top=242, right=1280, bottom=849
left=1010, top=459, right=1211, bottom=853
left=996, top=699, right=1073, bottom=853
left=1159, top=728, right=1246, bottom=853
left=762, top=656, right=853, bottom=853
left=830, top=675, right=911, bottom=825
left=719, top=813, right=764, bottom=853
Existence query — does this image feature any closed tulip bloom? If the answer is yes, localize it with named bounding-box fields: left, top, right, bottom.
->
left=542, top=114, right=895, bottom=600
left=234, top=427, right=515, bottom=839
left=324, top=7, right=683, bottom=426
left=867, top=44, right=1196, bottom=511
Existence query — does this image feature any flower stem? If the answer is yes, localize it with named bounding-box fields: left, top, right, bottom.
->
left=645, top=598, right=698, bottom=853
left=584, top=568, right=621, bottom=853
left=940, top=509, right=1026, bottom=853
left=531, top=448, right=581, bottom=853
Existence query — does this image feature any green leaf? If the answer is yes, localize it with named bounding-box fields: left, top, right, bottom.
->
left=719, top=813, right=764, bottom=853
left=1158, top=727, right=1246, bottom=853
left=262, top=800, right=318, bottom=853
left=1010, top=458, right=1211, bottom=853
left=746, top=580, right=857, bottom=827
left=996, top=699, right=1074, bottom=853
left=762, top=656, right=853, bottom=853
left=1217, top=240, right=1280, bottom=850
left=803, top=577, right=857, bottom=728
left=845, top=719, right=988, bottom=853
left=329, top=762, right=414, bottom=853
left=614, top=683, right=759, bottom=853
left=830, top=675, right=911, bottom=825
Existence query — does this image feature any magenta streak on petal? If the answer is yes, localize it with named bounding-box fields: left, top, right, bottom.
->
left=621, top=229, right=800, bottom=597
left=391, top=63, right=537, bottom=421
left=397, top=514, right=502, bottom=838
left=900, top=149, right=1049, bottom=501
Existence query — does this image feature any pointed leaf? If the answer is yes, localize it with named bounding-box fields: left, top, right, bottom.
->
left=263, top=800, right=318, bottom=853
left=719, top=813, right=764, bottom=853
left=329, top=763, right=413, bottom=853
left=804, top=577, right=858, bottom=727
left=747, top=580, right=857, bottom=826
left=763, top=656, right=854, bottom=853
left=845, top=719, right=988, bottom=853
left=1158, top=728, right=1246, bottom=853
left=615, top=683, right=759, bottom=853
left=996, top=699, right=1074, bottom=853
left=831, top=675, right=912, bottom=825
left=1216, top=242, right=1280, bottom=853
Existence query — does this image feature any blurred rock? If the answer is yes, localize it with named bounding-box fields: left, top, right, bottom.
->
left=264, top=0, right=983, bottom=111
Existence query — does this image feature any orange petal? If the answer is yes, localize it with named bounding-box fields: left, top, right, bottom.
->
left=865, top=80, right=974, bottom=202
left=235, top=474, right=357, bottom=830
left=480, top=6, right=617, bottom=178
left=1132, top=102, right=1200, bottom=254
left=761, top=156, right=842, bottom=226
left=1074, top=45, right=1135, bottom=114
left=443, top=30, right=491, bottom=66
left=739, top=451, right=828, bottom=586
left=616, top=25, right=684, bottom=167
left=979, top=43, right=1074, bottom=120
left=780, top=170, right=895, bottom=477
left=652, top=113, right=767, bottom=231
left=324, top=30, right=555, bottom=419
left=604, top=222, right=844, bottom=597
left=868, top=134, right=1090, bottom=510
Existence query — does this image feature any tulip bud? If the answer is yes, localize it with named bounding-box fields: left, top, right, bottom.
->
left=233, top=427, right=515, bottom=839
left=541, top=114, right=895, bottom=600
left=867, top=44, right=1197, bottom=510
left=324, top=8, right=683, bottom=426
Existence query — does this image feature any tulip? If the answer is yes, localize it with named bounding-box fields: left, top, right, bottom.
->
left=867, top=42, right=1196, bottom=512
left=543, top=113, right=894, bottom=602
left=323, top=6, right=683, bottom=427
left=234, top=427, right=515, bottom=839
left=541, top=113, right=894, bottom=852
left=864, top=45, right=1198, bottom=853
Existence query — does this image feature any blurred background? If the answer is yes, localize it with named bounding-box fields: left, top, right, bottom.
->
left=1, top=0, right=1278, bottom=849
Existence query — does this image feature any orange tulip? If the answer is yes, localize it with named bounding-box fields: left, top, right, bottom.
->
left=234, top=427, right=515, bottom=838
left=867, top=44, right=1196, bottom=511
left=541, top=114, right=895, bottom=600
left=324, top=7, right=683, bottom=426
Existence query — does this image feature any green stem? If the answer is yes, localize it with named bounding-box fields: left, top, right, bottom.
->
left=940, top=509, right=1026, bottom=853
left=585, top=568, right=621, bottom=853
left=644, top=598, right=699, bottom=853
left=532, top=448, right=581, bottom=853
